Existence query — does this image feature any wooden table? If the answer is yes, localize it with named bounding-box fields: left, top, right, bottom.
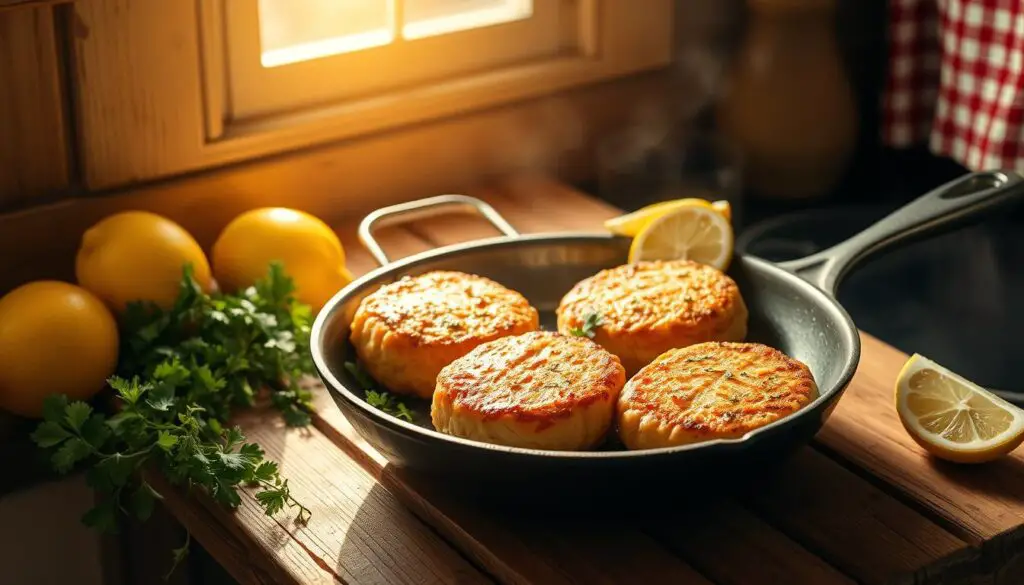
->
left=157, top=178, right=1024, bottom=585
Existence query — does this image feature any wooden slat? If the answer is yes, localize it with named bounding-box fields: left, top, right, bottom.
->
left=648, top=500, right=855, bottom=585
left=817, top=334, right=1024, bottom=583
left=384, top=469, right=712, bottom=585
left=0, top=6, right=69, bottom=208
left=738, top=448, right=977, bottom=585
left=160, top=409, right=492, bottom=585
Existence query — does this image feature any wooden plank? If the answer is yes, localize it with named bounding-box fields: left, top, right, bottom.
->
left=383, top=468, right=712, bottom=585
left=648, top=500, right=856, bottom=585
left=0, top=6, right=69, bottom=208
left=155, top=472, right=323, bottom=585
left=159, top=408, right=493, bottom=585
left=738, top=448, right=978, bottom=585
left=816, top=333, right=1024, bottom=584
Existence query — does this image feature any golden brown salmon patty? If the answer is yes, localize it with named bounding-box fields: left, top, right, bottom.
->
left=349, top=271, right=539, bottom=398
left=617, top=342, right=818, bottom=449
left=556, top=260, right=748, bottom=374
left=432, top=331, right=626, bottom=450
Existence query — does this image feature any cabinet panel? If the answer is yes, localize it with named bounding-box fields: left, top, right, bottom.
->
left=0, top=6, right=69, bottom=208
left=70, top=0, right=204, bottom=189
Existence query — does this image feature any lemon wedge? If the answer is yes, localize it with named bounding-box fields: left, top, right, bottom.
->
left=895, top=354, right=1024, bottom=463
left=604, top=199, right=732, bottom=237
left=627, top=202, right=734, bottom=270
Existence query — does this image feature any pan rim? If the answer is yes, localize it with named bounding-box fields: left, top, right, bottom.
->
left=310, top=232, right=862, bottom=459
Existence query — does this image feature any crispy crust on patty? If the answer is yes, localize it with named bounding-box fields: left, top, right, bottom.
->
left=349, top=271, right=539, bottom=398
left=556, top=260, right=748, bottom=374
left=617, top=342, right=818, bottom=449
left=432, top=331, right=626, bottom=450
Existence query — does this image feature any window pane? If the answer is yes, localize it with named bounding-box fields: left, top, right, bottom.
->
left=258, top=0, right=395, bottom=67
left=402, top=0, right=532, bottom=40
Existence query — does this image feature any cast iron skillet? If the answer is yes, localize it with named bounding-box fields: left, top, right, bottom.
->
left=311, top=170, right=1024, bottom=494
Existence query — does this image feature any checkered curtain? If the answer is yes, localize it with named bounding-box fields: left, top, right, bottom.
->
left=882, top=0, right=1024, bottom=170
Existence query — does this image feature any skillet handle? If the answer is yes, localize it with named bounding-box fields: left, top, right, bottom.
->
left=358, top=194, right=519, bottom=266
left=777, top=170, right=1024, bottom=295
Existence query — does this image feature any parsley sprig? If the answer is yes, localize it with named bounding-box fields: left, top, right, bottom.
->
left=344, top=361, right=414, bottom=422
left=569, top=311, right=604, bottom=339
left=31, top=263, right=315, bottom=576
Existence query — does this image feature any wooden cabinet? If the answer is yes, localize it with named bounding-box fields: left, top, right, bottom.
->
left=0, top=0, right=674, bottom=201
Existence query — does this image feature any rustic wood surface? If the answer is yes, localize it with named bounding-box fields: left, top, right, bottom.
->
left=159, top=177, right=1024, bottom=585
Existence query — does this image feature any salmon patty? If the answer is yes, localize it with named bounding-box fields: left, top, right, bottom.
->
left=432, top=331, right=626, bottom=450
left=556, top=260, right=748, bottom=374
left=617, top=342, right=818, bottom=449
left=349, top=270, right=539, bottom=398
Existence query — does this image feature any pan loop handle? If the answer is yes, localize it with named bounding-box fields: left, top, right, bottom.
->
left=358, top=194, right=519, bottom=266
left=778, top=170, right=1024, bottom=295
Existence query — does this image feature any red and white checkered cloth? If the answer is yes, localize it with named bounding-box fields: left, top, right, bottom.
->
left=882, top=0, right=1024, bottom=170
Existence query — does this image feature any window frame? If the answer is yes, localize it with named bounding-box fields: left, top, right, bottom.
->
left=70, top=0, right=674, bottom=189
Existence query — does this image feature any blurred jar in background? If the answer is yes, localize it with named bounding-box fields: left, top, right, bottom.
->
left=716, top=0, right=858, bottom=201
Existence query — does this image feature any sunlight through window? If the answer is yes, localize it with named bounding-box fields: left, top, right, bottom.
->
left=403, top=0, right=533, bottom=40
left=258, top=0, right=395, bottom=67
left=257, top=0, right=533, bottom=67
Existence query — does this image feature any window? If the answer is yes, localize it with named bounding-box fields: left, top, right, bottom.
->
left=71, top=0, right=673, bottom=188
left=223, top=0, right=567, bottom=120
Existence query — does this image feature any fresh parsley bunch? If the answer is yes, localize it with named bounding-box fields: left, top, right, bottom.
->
left=31, top=263, right=314, bottom=572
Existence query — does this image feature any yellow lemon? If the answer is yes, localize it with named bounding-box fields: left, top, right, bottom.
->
left=604, top=198, right=732, bottom=237
left=0, top=281, right=119, bottom=418
left=76, top=211, right=214, bottom=312
left=895, top=354, right=1024, bottom=464
left=627, top=202, right=735, bottom=270
left=212, top=208, right=352, bottom=312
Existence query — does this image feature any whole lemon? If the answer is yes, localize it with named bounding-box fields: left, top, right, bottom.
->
left=76, top=211, right=214, bottom=312
left=0, top=281, right=119, bottom=418
left=212, top=208, right=352, bottom=312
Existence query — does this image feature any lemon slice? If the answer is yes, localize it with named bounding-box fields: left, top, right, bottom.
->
left=895, top=354, right=1024, bottom=463
left=604, top=199, right=732, bottom=237
left=627, top=203, right=734, bottom=270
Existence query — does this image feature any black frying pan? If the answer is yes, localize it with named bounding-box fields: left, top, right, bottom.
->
left=310, top=170, right=1024, bottom=494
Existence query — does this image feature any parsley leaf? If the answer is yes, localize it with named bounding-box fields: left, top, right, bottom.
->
left=30, top=421, right=71, bottom=448
left=52, top=438, right=92, bottom=473
left=569, top=311, right=604, bottom=339
left=347, top=361, right=414, bottom=422
left=64, top=401, right=93, bottom=432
